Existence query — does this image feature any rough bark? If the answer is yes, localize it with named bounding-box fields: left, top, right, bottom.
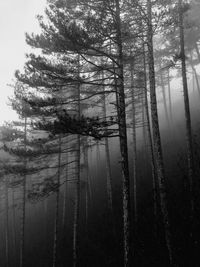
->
left=179, top=0, right=194, bottom=234
left=130, top=62, right=137, bottom=229
left=115, top=1, right=131, bottom=266
left=143, top=43, right=158, bottom=235
left=147, top=0, right=173, bottom=264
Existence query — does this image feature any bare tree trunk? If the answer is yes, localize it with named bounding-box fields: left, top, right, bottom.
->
left=192, top=72, right=195, bottom=92
left=62, top=144, right=68, bottom=229
left=83, top=141, right=91, bottom=232
left=147, top=0, right=173, bottom=264
left=142, top=87, right=147, bottom=150
left=73, top=62, right=81, bottom=267
left=53, top=136, right=62, bottom=267
left=115, top=1, right=131, bottom=265
left=192, top=66, right=200, bottom=96
left=167, top=69, right=173, bottom=121
left=84, top=146, right=89, bottom=230
left=195, top=42, right=200, bottom=64
left=130, top=62, right=137, bottom=229
left=104, top=139, right=112, bottom=210
left=5, top=176, right=9, bottom=267
left=189, top=53, right=200, bottom=97
left=104, top=137, right=114, bottom=219
left=102, top=71, right=114, bottom=219
left=143, top=43, right=158, bottom=236
left=20, top=115, right=27, bottom=267
left=160, top=70, right=170, bottom=126
left=73, top=136, right=81, bottom=267
left=88, top=140, right=93, bottom=206
left=12, top=187, right=17, bottom=262
left=179, top=0, right=194, bottom=228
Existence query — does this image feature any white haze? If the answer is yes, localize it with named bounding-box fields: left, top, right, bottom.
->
left=0, top=0, right=199, bottom=127
left=0, top=0, right=46, bottom=124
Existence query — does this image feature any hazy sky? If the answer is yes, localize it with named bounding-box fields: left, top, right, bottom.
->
left=0, top=0, right=46, bottom=124
left=0, top=0, right=196, bottom=126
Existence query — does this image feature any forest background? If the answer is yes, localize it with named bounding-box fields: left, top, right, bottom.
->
left=0, top=0, right=200, bottom=266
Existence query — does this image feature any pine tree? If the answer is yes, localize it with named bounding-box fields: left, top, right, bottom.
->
left=178, top=0, right=194, bottom=236
left=147, top=0, right=174, bottom=264
left=53, top=135, right=62, bottom=267
left=20, top=102, right=27, bottom=267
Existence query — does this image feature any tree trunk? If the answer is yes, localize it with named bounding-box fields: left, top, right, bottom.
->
left=5, top=176, right=9, bottom=267
left=179, top=0, right=194, bottom=227
left=167, top=69, right=173, bottom=121
left=62, top=143, right=68, bottom=229
left=115, top=1, right=131, bottom=265
left=160, top=69, right=170, bottom=126
left=73, top=61, right=81, bottom=267
left=189, top=53, right=200, bottom=97
left=12, top=188, right=17, bottom=262
left=84, top=146, right=89, bottom=230
left=192, top=65, right=200, bottom=96
left=105, top=138, right=113, bottom=213
left=195, top=42, right=200, bottom=64
left=102, top=71, right=114, bottom=220
left=20, top=115, right=27, bottom=267
left=53, top=136, right=62, bottom=267
left=130, top=62, right=137, bottom=229
left=147, top=0, right=173, bottom=264
left=73, top=136, right=81, bottom=267
left=192, top=72, right=195, bottom=92
left=143, top=43, right=158, bottom=236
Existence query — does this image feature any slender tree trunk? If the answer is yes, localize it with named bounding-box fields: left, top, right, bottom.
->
left=102, top=71, right=114, bottom=219
left=189, top=54, right=200, bottom=96
left=167, top=69, right=173, bottom=121
left=143, top=43, right=158, bottom=236
left=88, top=141, right=93, bottom=206
left=5, top=176, right=9, bottom=267
left=141, top=82, right=148, bottom=177
left=179, top=0, right=194, bottom=227
left=142, top=87, right=147, bottom=150
left=73, top=138, right=81, bottom=267
left=147, top=0, right=173, bottom=264
left=12, top=187, right=17, bottom=262
left=195, top=42, right=200, bottom=64
left=130, top=62, right=137, bottom=229
left=95, top=140, right=101, bottom=181
left=192, top=66, right=200, bottom=96
left=160, top=70, right=170, bottom=126
left=62, top=144, right=68, bottom=229
left=20, top=115, right=27, bottom=267
left=115, top=1, right=131, bottom=265
left=83, top=143, right=89, bottom=231
left=105, top=138, right=114, bottom=214
left=192, top=72, right=195, bottom=92
left=53, top=136, right=62, bottom=267
left=73, top=61, right=81, bottom=267
left=96, top=141, right=101, bottom=163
